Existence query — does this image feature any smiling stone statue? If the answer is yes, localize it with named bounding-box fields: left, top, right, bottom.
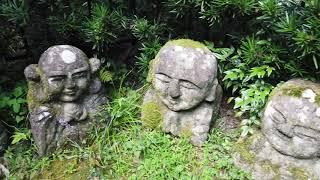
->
left=24, top=45, right=107, bottom=156
left=234, top=79, right=320, bottom=179
left=142, top=39, right=222, bottom=146
left=263, top=80, right=320, bottom=159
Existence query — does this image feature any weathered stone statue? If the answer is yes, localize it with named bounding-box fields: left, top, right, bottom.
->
left=142, top=39, right=222, bottom=146
left=24, top=45, right=107, bottom=156
left=235, top=79, right=320, bottom=179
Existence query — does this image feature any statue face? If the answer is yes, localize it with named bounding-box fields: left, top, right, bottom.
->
left=39, top=46, right=91, bottom=102
left=153, top=45, right=217, bottom=111
left=263, top=96, right=320, bottom=158
left=154, top=73, right=210, bottom=111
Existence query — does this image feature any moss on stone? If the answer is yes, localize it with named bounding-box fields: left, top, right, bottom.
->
left=146, top=39, right=209, bottom=84
left=261, top=160, right=280, bottom=179
left=288, top=167, right=310, bottom=180
left=180, top=124, right=193, bottom=138
left=33, top=159, right=90, bottom=179
left=315, top=95, right=320, bottom=106
left=27, top=81, right=42, bottom=110
left=281, top=85, right=305, bottom=97
left=234, top=136, right=257, bottom=165
left=146, top=59, right=156, bottom=83
left=141, top=101, right=163, bottom=129
left=164, top=39, right=208, bottom=50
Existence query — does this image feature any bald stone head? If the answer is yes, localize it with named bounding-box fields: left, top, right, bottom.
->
left=151, top=42, right=218, bottom=111
left=25, top=45, right=100, bottom=102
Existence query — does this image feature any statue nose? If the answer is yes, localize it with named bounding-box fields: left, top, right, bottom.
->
left=65, top=77, right=76, bottom=89
left=168, top=80, right=181, bottom=98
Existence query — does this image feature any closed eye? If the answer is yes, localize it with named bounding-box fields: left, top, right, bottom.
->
left=49, top=76, right=65, bottom=82
left=155, top=73, right=171, bottom=83
left=294, top=126, right=320, bottom=141
left=270, top=106, right=286, bottom=124
left=180, top=80, right=198, bottom=89
left=72, top=71, right=88, bottom=78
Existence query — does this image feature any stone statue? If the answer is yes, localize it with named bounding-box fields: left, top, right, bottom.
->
left=142, top=39, right=222, bottom=146
left=24, top=45, right=107, bottom=156
left=263, top=79, right=320, bottom=159
left=234, top=79, right=320, bottom=179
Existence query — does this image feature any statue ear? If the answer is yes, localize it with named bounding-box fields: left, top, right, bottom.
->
left=89, top=58, right=101, bottom=73
left=205, top=79, right=221, bottom=102
left=24, top=64, right=40, bottom=81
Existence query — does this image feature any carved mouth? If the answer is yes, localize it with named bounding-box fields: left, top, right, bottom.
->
left=63, top=91, right=76, bottom=96
left=168, top=99, right=178, bottom=105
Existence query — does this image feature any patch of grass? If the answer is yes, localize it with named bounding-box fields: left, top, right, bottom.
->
left=5, top=88, right=251, bottom=179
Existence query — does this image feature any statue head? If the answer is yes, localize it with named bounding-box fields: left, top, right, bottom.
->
left=263, top=80, right=320, bottom=158
left=149, top=39, right=218, bottom=111
left=25, top=45, right=100, bottom=103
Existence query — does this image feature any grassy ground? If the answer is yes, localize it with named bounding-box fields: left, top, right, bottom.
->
left=4, top=88, right=251, bottom=179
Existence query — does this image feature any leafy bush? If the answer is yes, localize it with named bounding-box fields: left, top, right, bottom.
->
left=82, top=4, right=127, bottom=53
left=211, top=37, right=278, bottom=136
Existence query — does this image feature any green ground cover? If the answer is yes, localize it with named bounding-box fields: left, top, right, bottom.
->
left=5, top=88, right=250, bottom=179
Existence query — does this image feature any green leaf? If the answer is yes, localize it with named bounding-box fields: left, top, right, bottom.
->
left=13, top=86, right=23, bottom=97
left=15, top=115, right=25, bottom=123
left=12, top=102, right=20, bottom=113
left=11, top=131, right=29, bottom=144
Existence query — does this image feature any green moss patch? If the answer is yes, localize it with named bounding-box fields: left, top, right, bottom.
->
left=261, top=160, right=280, bottom=178
left=141, top=101, right=163, bottom=129
left=315, top=95, right=320, bottom=106
left=288, top=167, right=310, bottom=180
left=34, top=159, right=90, bottom=179
left=164, top=39, right=208, bottom=50
left=234, top=136, right=257, bottom=165
left=281, top=85, right=305, bottom=97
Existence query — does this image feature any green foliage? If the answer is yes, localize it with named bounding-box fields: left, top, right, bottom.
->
left=11, top=130, right=31, bottom=144
left=104, top=88, right=142, bottom=129
left=212, top=37, right=278, bottom=136
left=0, top=82, right=28, bottom=126
left=6, top=87, right=250, bottom=179
left=135, top=38, right=162, bottom=81
left=99, top=66, right=113, bottom=83
left=198, top=0, right=257, bottom=25
left=48, top=12, right=80, bottom=36
left=0, top=0, right=29, bottom=26
left=132, top=18, right=166, bottom=83
left=82, top=4, right=126, bottom=52
left=131, top=17, right=165, bottom=41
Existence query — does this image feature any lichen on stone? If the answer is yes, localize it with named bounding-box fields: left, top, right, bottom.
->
left=141, top=101, right=163, bottom=129
left=146, top=39, right=209, bottom=84
left=163, top=39, right=209, bottom=50
left=315, top=95, right=320, bottom=106
left=281, top=85, right=305, bottom=97
left=288, top=167, right=310, bottom=180
left=180, top=124, right=193, bottom=138
left=234, top=136, right=257, bottom=165
left=261, top=160, right=280, bottom=177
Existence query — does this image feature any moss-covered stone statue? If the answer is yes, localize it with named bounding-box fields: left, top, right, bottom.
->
left=142, top=39, right=222, bottom=146
left=234, top=79, right=320, bottom=179
left=24, top=45, right=107, bottom=156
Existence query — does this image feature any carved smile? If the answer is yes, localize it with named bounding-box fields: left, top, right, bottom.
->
left=63, top=90, right=76, bottom=96
left=168, top=99, right=178, bottom=105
